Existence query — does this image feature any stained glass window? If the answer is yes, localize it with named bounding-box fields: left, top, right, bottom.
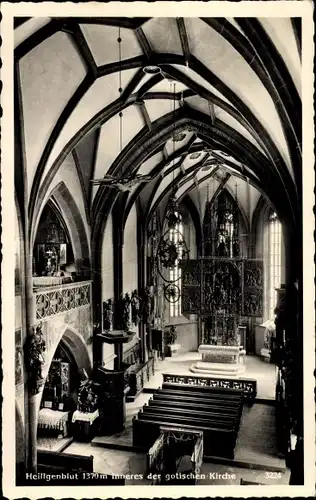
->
left=268, top=211, right=282, bottom=318
left=169, top=214, right=183, bottom=317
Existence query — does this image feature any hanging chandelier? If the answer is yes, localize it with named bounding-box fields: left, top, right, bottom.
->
left=153, top=80, right=190, bottom=282
left=165, top=195, right=182, bottom=228
left=91, top=29, right=152, bottom=192
left=157, top=228, right=189, bottom=277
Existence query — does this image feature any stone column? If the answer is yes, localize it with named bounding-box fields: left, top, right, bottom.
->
left=24, top=239, right=37, bottom=474
left=137, top=218, right=148, bottom=363
left=112, top=209, right=123, bottom=322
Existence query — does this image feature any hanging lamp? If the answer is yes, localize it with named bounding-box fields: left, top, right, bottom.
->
left=165, top=82, right=182, bottom=228
left=91, top=29, right=152, bottom=191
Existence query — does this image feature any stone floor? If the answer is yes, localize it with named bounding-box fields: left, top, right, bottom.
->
left=143, top=352, right=276, bottom=400
left=235, top=404, right=283, bottom=469
left=37, top=435, right=73, bottom=452
left=91, top=396, right=285, bottom=471
left=65, top=440, right=289, bottom=486
left=59, top=354, right=288, bottom=485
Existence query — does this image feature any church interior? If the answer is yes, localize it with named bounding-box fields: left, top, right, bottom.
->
left=13, top=15, right=305, bottom=487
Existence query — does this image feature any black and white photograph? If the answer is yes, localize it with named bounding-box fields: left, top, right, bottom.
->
left=1, top=2, right=315, bottom=498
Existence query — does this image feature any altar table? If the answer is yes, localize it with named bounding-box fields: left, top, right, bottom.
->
left=198, top=344, right=245, bottom=364
left=38, top=408, right=70, bottom=437
left=71, top=410, right=99, bottom=442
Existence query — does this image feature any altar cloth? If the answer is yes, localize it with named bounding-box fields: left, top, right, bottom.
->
left=72, top=409, right=99, bottom=425
left=38, top=408, right=69, bottom=436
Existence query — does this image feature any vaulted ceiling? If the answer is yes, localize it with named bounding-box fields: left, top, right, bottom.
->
left=15, top=16, right=301, bottom=248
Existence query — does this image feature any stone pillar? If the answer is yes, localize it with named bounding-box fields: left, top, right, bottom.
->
left=24, top=240, right=37, bottom=474
left=137, top=219, right=148, bottom=363
left=113, top=212, right=123, bottom=324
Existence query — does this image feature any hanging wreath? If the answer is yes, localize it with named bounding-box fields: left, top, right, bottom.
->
left=158, top=238, right=179, bottom=267
left=24, top=323, right=46, bottom=395
left=164, top=284, right=181, bottom=303
left=78, top=380, right=98, bottom=413
left=157, top=229, right=189, bottom=283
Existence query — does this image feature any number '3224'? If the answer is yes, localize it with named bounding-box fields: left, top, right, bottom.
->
left=265, top=472, right=282, bottom=478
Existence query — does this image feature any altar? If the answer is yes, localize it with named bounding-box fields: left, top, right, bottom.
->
left=181, top=256, right=262, bottom=378
left=190, top=344, right=246, bottom=376
left=38, top=408, right=70, bottom=438
left=199, top=344, right=245, bottom=364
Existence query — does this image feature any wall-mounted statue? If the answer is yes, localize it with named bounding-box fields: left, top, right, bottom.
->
left=103, top=299, right=113, bottom=331
left=122, top=293, right=131, bottom=330
left=24, top=323, right=46, bottom=395
left=131, top=290, right=141, bottom=326
left=143, top=286, right=154, bottom=327
left=77, top=379, right=98, bottom=413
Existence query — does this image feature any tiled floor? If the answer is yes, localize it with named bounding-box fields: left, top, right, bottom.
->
left=143, top=352, right=276, bottom=400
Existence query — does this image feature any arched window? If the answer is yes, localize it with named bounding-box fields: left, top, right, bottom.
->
left=203, top=190, right=240, bottom=258
left=169, top=212, right=183, bottom=317
left=267, top=211, right=282, bottom=318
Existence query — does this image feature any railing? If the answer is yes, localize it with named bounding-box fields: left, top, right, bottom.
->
left=162, top=373, right=257, bottom=401
left=34, top=280, right=92, bottom=320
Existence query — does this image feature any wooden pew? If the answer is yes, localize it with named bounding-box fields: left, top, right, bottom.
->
left=37, top=450, right=93, bottom=473
left=158, top=387, right=242, bottom=402
left=154, top=391, right=243, bottom=419
left=139, top=409, right=239, bottom=431
left=133, top=378, right=244, bottom=460
left=154, top=391, right=242, bottom=408
left=142, top=405, right=239, bottom=425
left=35, top=450, right=124, bottom=485
left=161, top=383, right=243, bottom=399
left=150, top=395, right=240, bottom=413
left=133, top=414, right=238, bottom=459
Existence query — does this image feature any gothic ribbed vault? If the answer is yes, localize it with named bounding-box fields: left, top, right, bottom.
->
left=15, top=17, right=301, bottom=272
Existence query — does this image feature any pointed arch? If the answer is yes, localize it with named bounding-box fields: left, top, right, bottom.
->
left=32, top=181, right=91, bottom=278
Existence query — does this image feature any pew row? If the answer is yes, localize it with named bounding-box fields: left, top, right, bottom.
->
left=148, top=397, right=240, bottom=416
left=154, top=389, right=243, bottom=406
left=142, top=404, right=239, bottom=425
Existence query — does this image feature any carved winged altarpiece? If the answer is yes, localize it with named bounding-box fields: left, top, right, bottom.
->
left=181, top=258, right=263, bottom=345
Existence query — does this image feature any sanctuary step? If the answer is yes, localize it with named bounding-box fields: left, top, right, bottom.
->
left=190, top=361, right=246, bottom=376
left=190, top=344, right=246, bottom=377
